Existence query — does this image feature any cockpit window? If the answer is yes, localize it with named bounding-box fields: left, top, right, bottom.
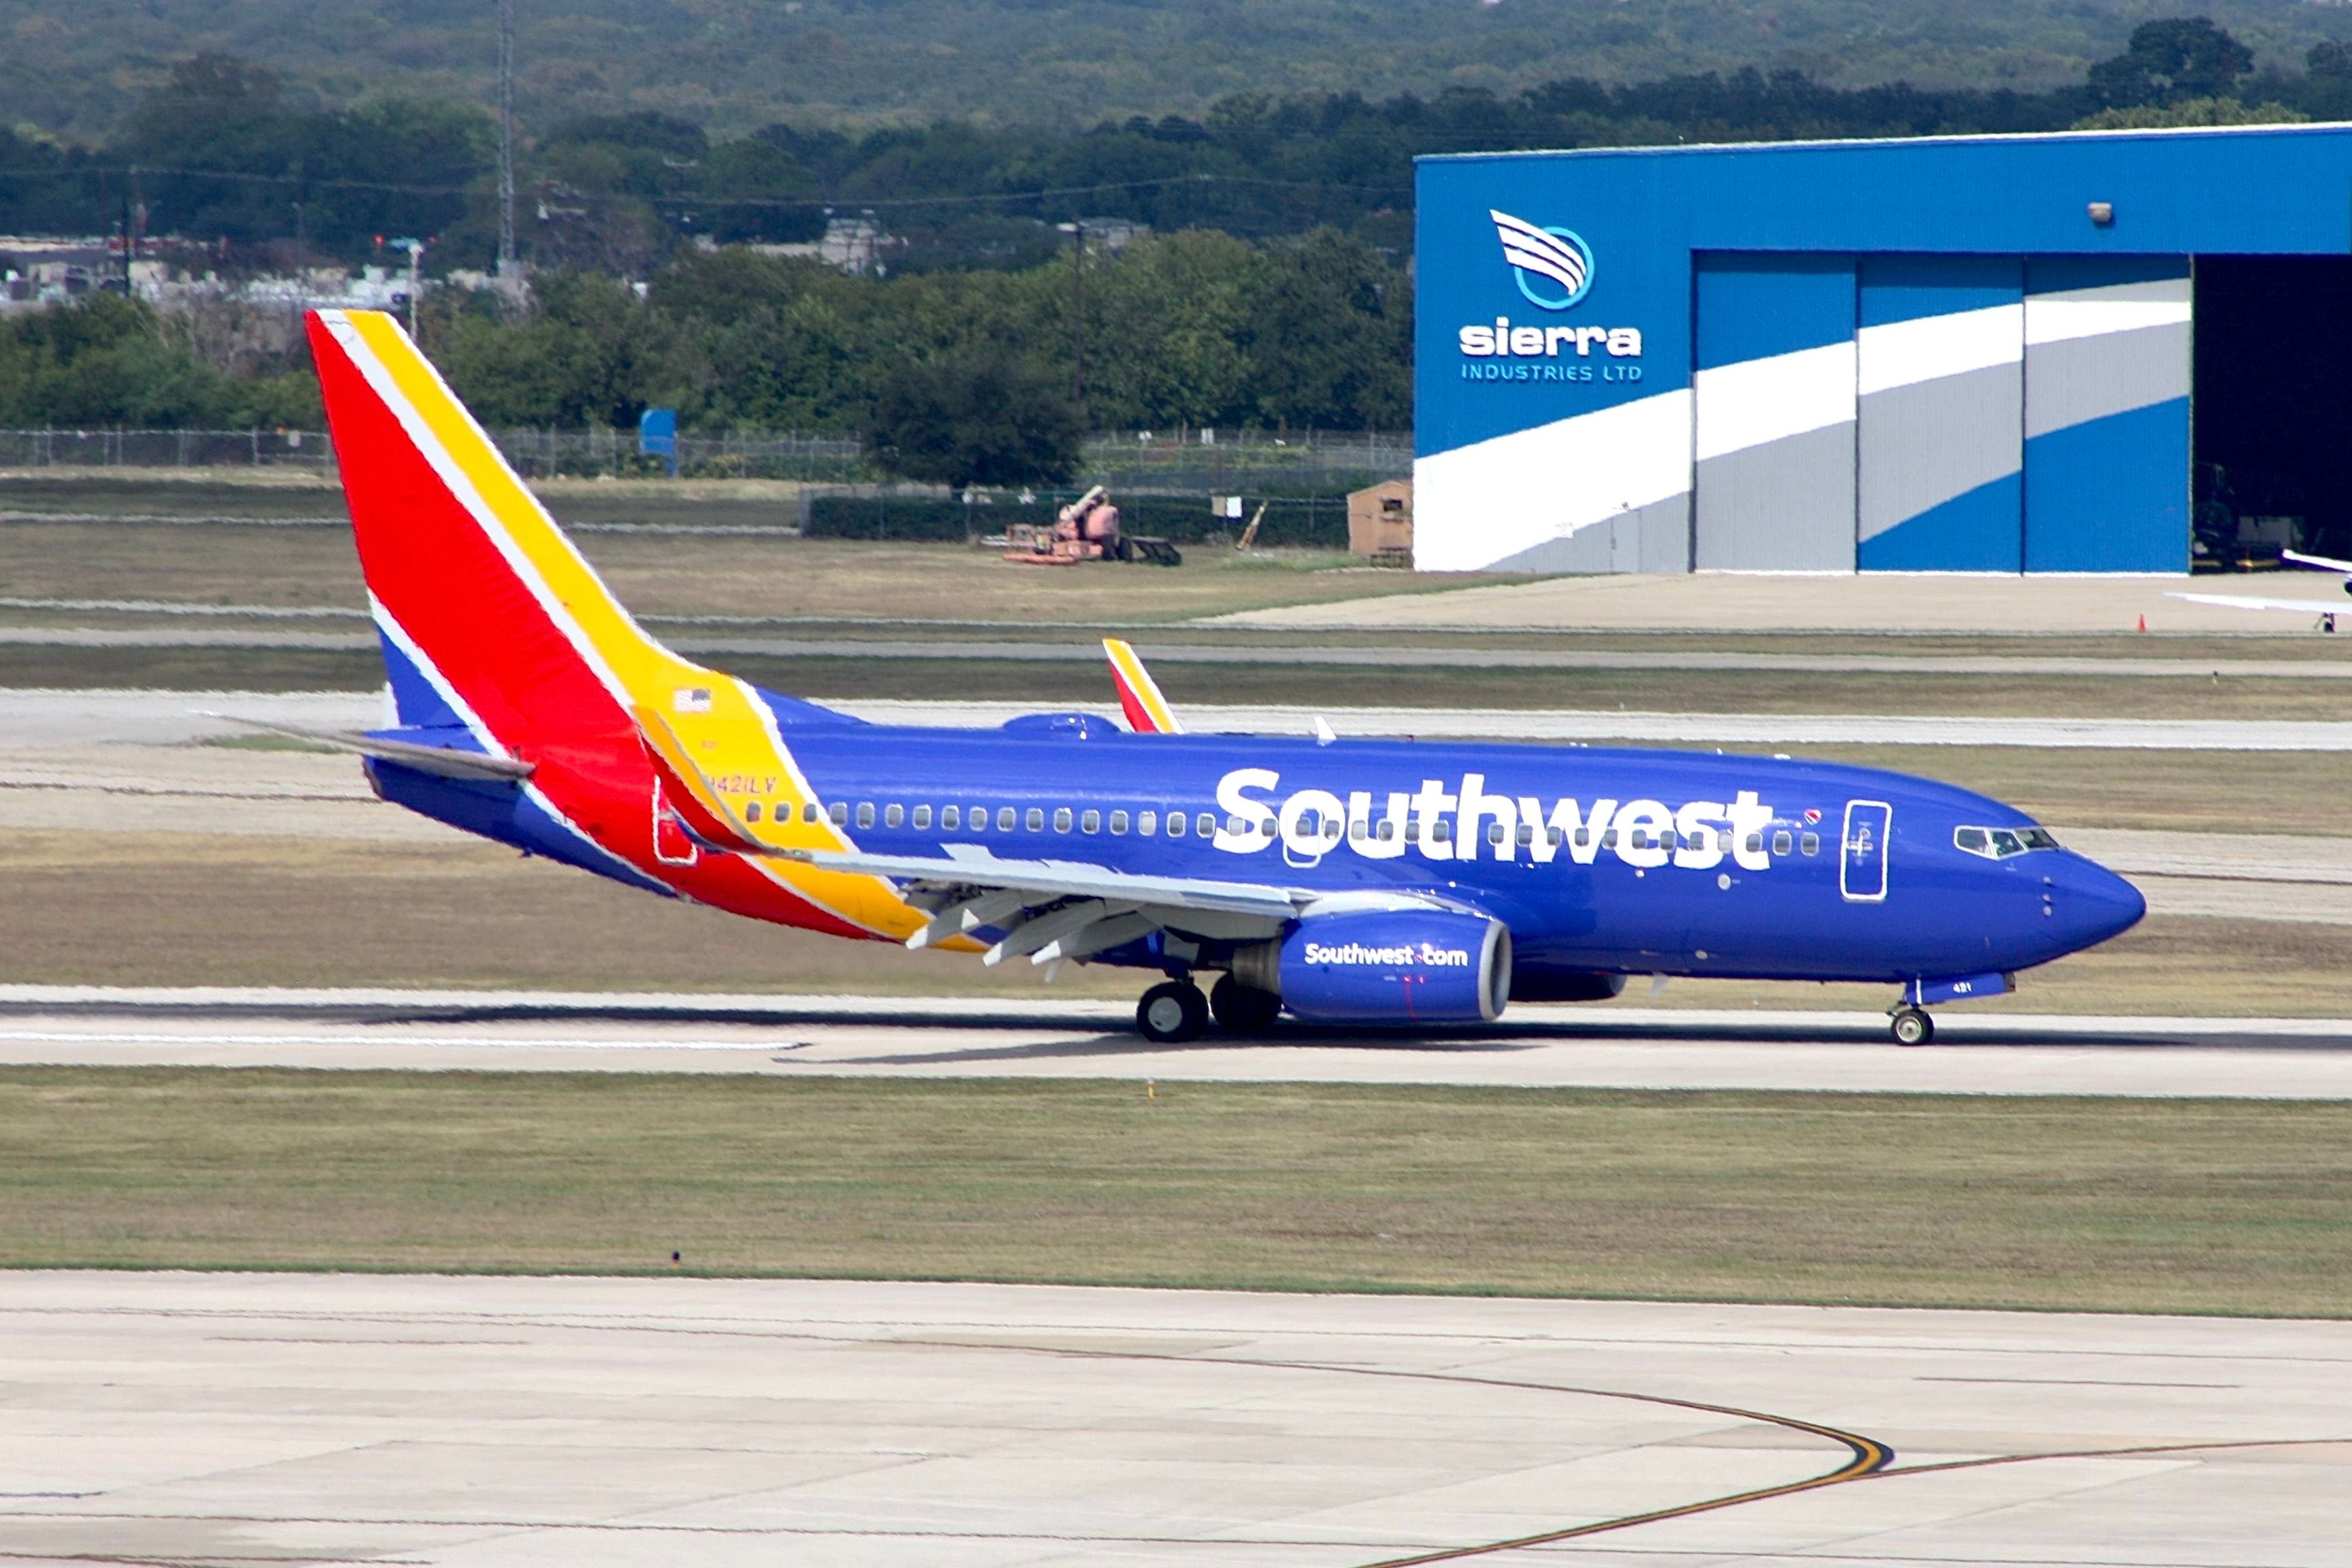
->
left=1954, top=824, right=2061, bottom=859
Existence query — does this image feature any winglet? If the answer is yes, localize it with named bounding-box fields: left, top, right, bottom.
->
left=1103, top=638, right=1182, bottom=735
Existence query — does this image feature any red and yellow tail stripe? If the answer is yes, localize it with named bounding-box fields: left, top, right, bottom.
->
left=1103, top=638, right=1183, bottom=735
left=308, top=308, right=925, bottom=942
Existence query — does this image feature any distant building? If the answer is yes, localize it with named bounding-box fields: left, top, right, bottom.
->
left=1076, top=217, right=1151, bottom=252
left=1348, top=479, right=1413, bottom=559
left=757, top=216, right=899, bottom=277
left=1417, top=124, right=2352, bottom=575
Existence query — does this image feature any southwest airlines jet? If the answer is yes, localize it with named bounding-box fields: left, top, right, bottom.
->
left=300, top=309, right=2145, bottom=1047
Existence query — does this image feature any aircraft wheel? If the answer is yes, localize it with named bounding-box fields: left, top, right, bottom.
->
left=1137, top=980, right=1209, bottom=1044
left=1890, top=1007, right=1935, bottom=1047
left=1209, top=973, right=1282, bottom=1033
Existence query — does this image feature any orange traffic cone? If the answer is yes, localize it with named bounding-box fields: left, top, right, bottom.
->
left=2136, top=613, right=2147, bottom=633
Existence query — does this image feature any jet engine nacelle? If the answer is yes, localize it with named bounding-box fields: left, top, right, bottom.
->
left=1236, top=909, right=1512, bottom=1025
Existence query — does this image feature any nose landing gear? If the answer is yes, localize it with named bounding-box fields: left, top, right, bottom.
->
left=1888, top=1005, right=1936, bottom=1047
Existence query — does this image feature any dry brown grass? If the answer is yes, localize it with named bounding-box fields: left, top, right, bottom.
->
left=1, top=1069, right=2345, bottom=1315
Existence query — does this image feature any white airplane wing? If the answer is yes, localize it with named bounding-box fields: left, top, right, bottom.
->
left=773, top=844, right=1308, bottom=966
left=2170, top=591, right=2348, bottom=616
left=2283, top=549, right=2352, bottom=575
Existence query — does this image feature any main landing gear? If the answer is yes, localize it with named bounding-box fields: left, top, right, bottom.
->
left=1209, top=974, right=1282, bottom=1033
left=1888, top=1006, right=1936, bottom=1047
left=1136, top=980, right=1209, bottom=1043
left=1135, top=975, right=1284, bottom=1042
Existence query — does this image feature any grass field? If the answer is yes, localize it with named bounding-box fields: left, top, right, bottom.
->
left=0, top=827, right=2342, bottom=1013
left=2, top=1070, right=2345, bottom=1316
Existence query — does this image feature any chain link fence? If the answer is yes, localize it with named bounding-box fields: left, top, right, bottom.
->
left=803, top=487, right=1356, bottom=550
left=0, top=426, right=1411, bottom=493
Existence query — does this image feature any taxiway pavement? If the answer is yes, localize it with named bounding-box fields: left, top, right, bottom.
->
left=11, top=685, right=2352, bottom=750
left=0, top=1271, right=2342, bottom=1567
left=6, top=987, right=2352, bottom=1097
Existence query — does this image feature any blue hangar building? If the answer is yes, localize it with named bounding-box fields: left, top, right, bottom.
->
left=1413, top=125, right=2352, bottom=574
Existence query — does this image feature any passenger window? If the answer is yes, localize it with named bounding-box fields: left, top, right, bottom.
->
left=1772, top=830, right=1792, bottom=856
left=1517, top=824, right=1534, bottom=847
left=856, top=803, right=875, bottom=829
left=1745, top=833, right=1762, bottom=854
left=1801, top=833, right=1819, bottom=855
left=913, top=805, right=933, bottom=830
left=1169, top=813, right=1187, bottom=837
left=802, top=802, right=819, bottom=824
left=1138, top=810, right=1158, bottom=836
left=1378, top=819, right=1396, bottom=841
left=941, top=805, right=960, bottom=829
left=1082, top=809, right=1100, bottom=833
left=1324, top=817, right=1342, bottom=842
left=1053, top=807, right=1073, bottom=832
left=1574, top=829, right=1588, bottom=847
left=1434, top=820, right=1453, bottom=843
left=1548, top=827, right=1564, bottom=847
left=1109, top=810, right=1128, bottom=835
left=829, top=802, right=848, bottom=826
left=997, top=807, right=1016, bottom=831
left=1197, top=812, right=1217, bottom=837
left=1226, top=815, right=1247, bottom=836
left=1602, top=829, right=1617, bottom=848
left=745, top=801, right=762, bottom=823
left=885, top=804, right=903, bottom=828
left=1487, top=823, right=1506, bottom=845
left=1350, top=819, right=1367, bottom=841
left=1026, top=807, right=1045, bottom=831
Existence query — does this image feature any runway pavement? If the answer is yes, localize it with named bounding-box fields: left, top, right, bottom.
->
left=7, top=986, right=2352, bottom=1097
left=0, top=1271, right=2342, bottom=1567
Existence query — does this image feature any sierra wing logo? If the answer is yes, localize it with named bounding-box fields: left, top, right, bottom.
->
left=1491, top=208, right=1593, bottom=310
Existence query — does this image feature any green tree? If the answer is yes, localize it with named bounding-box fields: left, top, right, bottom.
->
left=864, top=358, right=1080, bottom=487
left=1080, top=230, right=1256, bottom=430
left=433, top=272, right=688, bottom=428
left=1233, top=227, right=1410, bottom=431
left=2087, top=18, right=2255, bottom=108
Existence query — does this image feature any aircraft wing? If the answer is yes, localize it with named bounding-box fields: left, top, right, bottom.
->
left=2284, top=549, right=2352, bottom=575
left=2169, top=591, right=2349, bottom=616
left=773, top=843, right=1308, bottom=965
left=201, top=714, right=535, bottom=781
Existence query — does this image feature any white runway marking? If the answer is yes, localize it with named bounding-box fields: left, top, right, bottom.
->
left=0, top=1273, right=2341, bottom=1567
left=5, top=987, right=2352, bottom=1098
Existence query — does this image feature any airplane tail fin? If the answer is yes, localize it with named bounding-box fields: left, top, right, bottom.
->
left=307, top=308, right=710, bottom=749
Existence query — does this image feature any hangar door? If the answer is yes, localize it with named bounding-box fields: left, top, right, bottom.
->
left=1690, top=253, right=2190, bottom=573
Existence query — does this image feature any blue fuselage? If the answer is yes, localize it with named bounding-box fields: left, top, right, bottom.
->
left=768, top=707, right=2144, bottom=988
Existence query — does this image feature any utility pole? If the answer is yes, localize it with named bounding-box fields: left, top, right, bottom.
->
left=1060, top=219, right=1086, bottom=427
left=496, top=0, right=518, bottom=282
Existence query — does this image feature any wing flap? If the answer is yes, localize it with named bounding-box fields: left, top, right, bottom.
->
left=773, top=844, right=1306, bottom=920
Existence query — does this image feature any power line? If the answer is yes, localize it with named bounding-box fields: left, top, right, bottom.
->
left=0, top=164, right=1410, bottom=211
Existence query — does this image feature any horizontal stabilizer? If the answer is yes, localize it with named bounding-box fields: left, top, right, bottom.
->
left=202, top=714, right=534, bottom=781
